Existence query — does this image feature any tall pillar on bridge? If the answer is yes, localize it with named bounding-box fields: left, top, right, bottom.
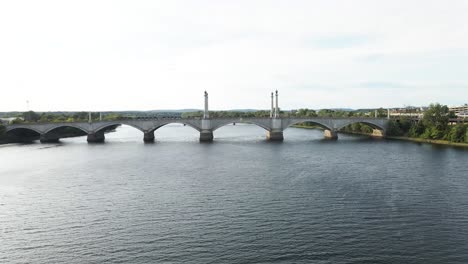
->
left=269, top=100, right=283, bottom=141
left=270, top=92, right=274, bottom=118
left=274, top=90, right=279, bottom=118
left=200, top=91, right=213, bottom=142
left=203, top=91, right=209, bottom=119
left=87, top=131, right=105, bottom=143
left=266, top=90, right=283, bottom=141
left=88, top=112, right=92, bottom=123
left=387, top=109, right=390, bottom=119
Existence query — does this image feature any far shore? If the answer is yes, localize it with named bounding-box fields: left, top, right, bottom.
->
left=386, top=136, right=468, bottom=148
left=292, top=125, right=468, bottom=148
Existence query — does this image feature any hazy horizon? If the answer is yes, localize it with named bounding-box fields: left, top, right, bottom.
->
left=1, top=0, right=467, bottom=111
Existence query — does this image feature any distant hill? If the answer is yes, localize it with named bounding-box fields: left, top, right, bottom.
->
left=146, top=109, right=201, bottom=113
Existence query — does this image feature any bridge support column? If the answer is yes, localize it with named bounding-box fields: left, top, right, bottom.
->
left=87, top=131, right=105, bottom=143
left=200, top=119, right=213, bottom=142
left=371, top=129, right=385, bottom=138
left=40, top=134, right=60, bottom=143
left=267, top=130, right=284, bottom=141
left=268, top=118, right=284, bottom=141
left=324, top=129, right=338, bottom=140
left=143, top=131, right=155, bottom=143
left=200, top=130, right=213, bottom=142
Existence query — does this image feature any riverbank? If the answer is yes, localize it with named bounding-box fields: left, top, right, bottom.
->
left=386, top=136, right=468, bottom=148
left=292, top=125, right=468, bottom=148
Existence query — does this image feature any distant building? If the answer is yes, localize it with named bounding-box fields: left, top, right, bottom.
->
left=0, top=117, right=21, bottom=124
left=389, top=107, right=426, bottom=118
left=449, top=105, right=468, bottom=118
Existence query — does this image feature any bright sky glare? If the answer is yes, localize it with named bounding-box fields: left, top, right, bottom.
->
left=0, top=0, right=467, bottom=111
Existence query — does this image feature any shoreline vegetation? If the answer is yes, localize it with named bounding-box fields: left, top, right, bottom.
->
left=292, top=125, right=468, bottom=148
left=294, top=103, right=468, bottom=148
left=386, top=136, right=468, bottom=148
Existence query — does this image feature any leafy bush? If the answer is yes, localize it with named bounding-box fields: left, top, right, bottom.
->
left=408, top=121, right=425, bottom=138
left=447, top=124, right=467, bottom=143
left=0, top=123, right=5, bottom=136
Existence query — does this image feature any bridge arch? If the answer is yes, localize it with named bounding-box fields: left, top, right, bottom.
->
left=43, top=124, right=89, bottom=135
left=94, top=122, right=145, bottom=134
left=151, top=121, right=202, bottom=132
left=211, top=120, right=271, bottom=131
left=336, top=120, right=386, bottom=132
left=283, top=120, right=333, bottom=131
left=5, top=126, right=43, bottom=135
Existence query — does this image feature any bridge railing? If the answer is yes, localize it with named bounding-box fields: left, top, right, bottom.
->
left=6, top=116, right=390, bottom=126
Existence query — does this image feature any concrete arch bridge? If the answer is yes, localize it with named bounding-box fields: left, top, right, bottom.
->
left=5, top=117, right=389, bottom=143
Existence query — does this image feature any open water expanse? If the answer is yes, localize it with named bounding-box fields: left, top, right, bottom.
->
left=1, top=124, right=468, bottom=264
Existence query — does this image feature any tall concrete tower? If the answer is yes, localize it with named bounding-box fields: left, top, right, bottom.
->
left=274, top=90, right=279, bottom=118
left=270, top=92, right=274, bottom=118
left=204, top=91, right=209, bottom=119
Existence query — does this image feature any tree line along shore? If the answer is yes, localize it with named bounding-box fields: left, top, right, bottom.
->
left=296, top=104, right=467, bottom=147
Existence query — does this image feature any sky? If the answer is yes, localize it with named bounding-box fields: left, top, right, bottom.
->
left=0, top=0, right=467, bottom=111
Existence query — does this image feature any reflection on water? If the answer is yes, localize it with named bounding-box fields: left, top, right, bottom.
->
left=1, top=125, right=468, bottom=264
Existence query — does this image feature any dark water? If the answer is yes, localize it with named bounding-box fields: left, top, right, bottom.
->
left=1, top=125, right=468, bottom=264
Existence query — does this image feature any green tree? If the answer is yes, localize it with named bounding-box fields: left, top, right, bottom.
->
left=409, top=121, right=425, bottom=137
left=398, top=117, right=412, bottom=134
left=447, top=124, right=467, bottom=143
left=73, top=112, right=89, bottom=121
left=318, top=109, right=334, bottom=117
left=10, top=118, right=24, bottom=124
left=351, top=122, right=362, bottom=132
left=22, top=111, right=40, bottom=122
left=421, top=103, right=449, bottom=139
left=387, top=120, right=403, bottom=136
left=0, top=122, right=5, bottom=136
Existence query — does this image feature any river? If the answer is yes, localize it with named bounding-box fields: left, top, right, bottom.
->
left=1, top=124, right=468, bottom=263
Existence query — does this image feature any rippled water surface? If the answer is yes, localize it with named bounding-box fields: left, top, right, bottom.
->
left=1, top=125, right=468, bottom=263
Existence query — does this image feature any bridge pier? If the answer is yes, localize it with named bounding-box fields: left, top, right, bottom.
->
left=267, top=118, right=284, bottom=141
left=267, top=130, right=284, bottom=141
left=200, top=130, right=214, bottom=142
left=143, top=131, right=155, bottom=143
left=324, top=129, right=338, bottom=140
left=200, top=119, right=213, bottom=142
left=40, top=134, right=60, bottom=143
left=87, top=131, right=105, bottom=143
left=371, top=129, right=385, bottom=138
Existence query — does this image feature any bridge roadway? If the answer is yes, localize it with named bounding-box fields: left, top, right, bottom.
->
left=5, top=117, right=389, bottom=143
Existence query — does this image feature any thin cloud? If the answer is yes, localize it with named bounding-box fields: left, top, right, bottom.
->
left=305, top=34, right=376, bottom=49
